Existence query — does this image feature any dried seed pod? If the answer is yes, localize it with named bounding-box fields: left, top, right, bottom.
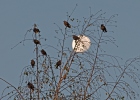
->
left=63, top=73, right=67, bottom=80
left=31, top=59, right=35, bottom=68
left=41, top=49, right=47, bottom=56
left=33, top=27, right=40, bottom=33
left=101, top=24, right=107, bottom=32
left=63, top=21, right=71, bottom=28
left=33, top=39, right=41, bottom=45
left=27, top=82, right=34, bottom=91
left=55, top=60, right=61, bottom=68
left=73, top=35, right=80, bottom=40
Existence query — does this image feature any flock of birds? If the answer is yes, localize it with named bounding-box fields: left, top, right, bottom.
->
left=63, top=20, right=107, bottom=40
left=27, top=21, right=107, bottom=92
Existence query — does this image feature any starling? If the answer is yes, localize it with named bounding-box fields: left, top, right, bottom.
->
left=63, top=21, right=71, bottom=28
left=33, top=39, right=41, bottom=45
left=33, top=27, right=40, bottom=33
left=72, top=35, right=80, bottom=40
left=55, top=60, right=61, bottom=68
left=31, top=59, right=35, bottom=68
left=41, top=49, right=47, bottom=56
left=27, top=82, right=34, bottom=91
left=101, top=24, right=107, bottom=32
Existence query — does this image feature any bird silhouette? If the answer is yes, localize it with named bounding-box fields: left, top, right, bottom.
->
left=31, top=59, right=35, bottom=68
left=33, top=39, right=41, bottom=45
left=27, top=82, right=34, bottom=92
left=55, top=60, right=61, bottom=68
left=73, top=35, right=80, bottom=40
left=63, top=21, right=71, bottom=28
left=41, top=49, right=47, bottom=56
left=101, top=24, right=107, bottom=32
left=33, top=27, right=40, bottom=33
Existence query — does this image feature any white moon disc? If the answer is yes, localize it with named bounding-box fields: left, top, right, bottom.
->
left=72, top=35, right=91, bottom=52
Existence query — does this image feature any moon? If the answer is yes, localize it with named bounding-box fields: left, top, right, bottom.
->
left=72, top=35, right=91, bottom=52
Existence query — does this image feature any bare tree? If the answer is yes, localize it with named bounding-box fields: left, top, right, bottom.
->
left=0, top=5, right=140, bottom=100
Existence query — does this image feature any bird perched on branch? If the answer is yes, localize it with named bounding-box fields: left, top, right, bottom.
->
left=27, top=82, right=34, bottom=92
left=33, top=39, right=41, bottom=45
left=33, top=27, right=40, bottom=33
left=63, top=21, right=71, bottom=28
left=33, top=24, right=40, bottom=33
left=55, top=60, right=61, bottom=69
left=101, top=24, right=107, bottom=32
left=41, top=49, right=47, bottom=56
left=31, top=59, right=35, bottom=68
left=73, top=35, right=80, bottom=40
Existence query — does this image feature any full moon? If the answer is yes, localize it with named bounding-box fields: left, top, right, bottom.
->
left=72, top=35, right=91, bottom=52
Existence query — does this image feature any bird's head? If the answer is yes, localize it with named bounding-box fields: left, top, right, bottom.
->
left=27, top=82, right=31, bottom=85
left=101, top=24, right=104, bottom=26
